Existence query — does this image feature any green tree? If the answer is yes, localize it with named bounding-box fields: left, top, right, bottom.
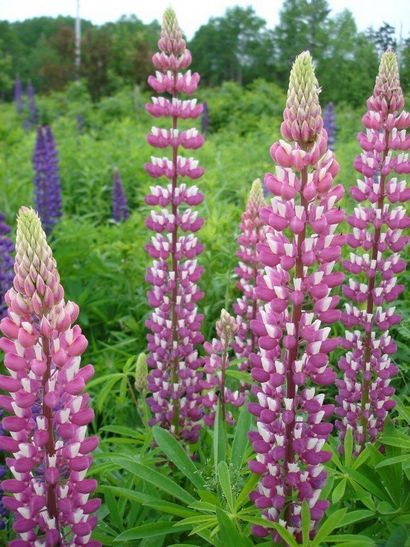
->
left=273, top=0, right=331, bottom=86
left=318, top=10, right=378, bottom=106
left=190, top=6, right=275, bottom=86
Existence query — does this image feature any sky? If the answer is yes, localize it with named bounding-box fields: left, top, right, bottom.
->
left=0, top=0, right=409, bottom=39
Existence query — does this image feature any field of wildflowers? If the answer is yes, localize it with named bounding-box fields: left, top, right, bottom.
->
left=0, top=7, right=409, bottom=547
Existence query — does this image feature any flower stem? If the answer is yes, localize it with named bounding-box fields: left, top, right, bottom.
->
left=284, top=166, right=308, bottom=525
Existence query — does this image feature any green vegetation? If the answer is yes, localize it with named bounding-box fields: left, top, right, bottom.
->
left=1, top=77, right=409, bottom=544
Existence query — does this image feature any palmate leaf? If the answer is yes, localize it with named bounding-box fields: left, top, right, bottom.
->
left=311, top=508, right=347, bottom=546
left=153, top=426, right=205, bottom=490
left=215, top=508, right=252, bottom=547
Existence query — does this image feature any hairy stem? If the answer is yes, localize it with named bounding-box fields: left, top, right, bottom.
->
left=42, top=334, right=59, bottom=526
left=360, top=128, right=389, bottom=448
left=284, top=166, right=308, bottom=524
left=170, top=71, right=180, bottom=434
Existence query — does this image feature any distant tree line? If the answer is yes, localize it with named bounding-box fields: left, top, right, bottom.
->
left=0, top=0, right=409, bottom=105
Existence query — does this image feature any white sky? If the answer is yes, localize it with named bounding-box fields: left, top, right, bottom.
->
left=0, top=0, right=409, bottom=39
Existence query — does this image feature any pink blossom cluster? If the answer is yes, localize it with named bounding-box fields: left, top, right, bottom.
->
left=248, top=51, right=345, bottom=540
left=233, top=180, right=270, bottom=374
left=202, top=309, right=245, bottom=425
left=336, top=50, right=410, bottom=452
left=144, top=8, right=205, bottom=442
left=0, top=207, right=100, bottom=546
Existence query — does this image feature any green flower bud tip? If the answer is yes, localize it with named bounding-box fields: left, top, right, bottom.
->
left=135, top=352, right=148, bottom=392
left=281, top=51, right=323, bottom=146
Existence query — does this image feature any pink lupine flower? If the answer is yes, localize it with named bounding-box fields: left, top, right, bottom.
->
left=144, top=8, right=205, bottom=443
left=202, top=309, right=245, bottom=425
left=248, top=52, right=345, bottom=541
left=336, top=50, right=410, bottom=454
left=0, top=207, right=100, bottom=547
left=233, top=179, right=270, bottom=373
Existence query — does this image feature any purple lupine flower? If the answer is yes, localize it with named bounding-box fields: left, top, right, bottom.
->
left=202, top=309, right=245, bottom=425
left=27, top=82, right=39, bottom=127
left=112, top=170, right=130, bottom=222
left=144, top=8, right=206, bottom=443
left=233, top=179, right=269, bottom=374
left=33, top=125, right=62, bottom=235
left=336, top=50, right=410, bottom=454
left=76, top=114, right=85, bottom=135
left=201, top=101, right=209, bottom=134
left=248, top=52, right=345, bottom=541
left=0, top=207, right=101, bottom=546
left=0, top=213, right=14, bottom=320
left=323, top=103, right=336, bottom=151
left=14, top=77, right=23, bottom=115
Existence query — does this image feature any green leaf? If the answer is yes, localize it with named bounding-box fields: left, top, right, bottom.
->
left=225, top=369, right=252, bottom=383
left=301, top=500, right=311, bottom=545
left=343, top=427, right=353, bottom=467
left=339, top=510, right=374, bottom=527
left=217, top=461, right=234, bottom=511
left=106, top=457, right=195, bottom=505
left=235, top=472, right=259, bottom=510
left=348, top=468, right=388, bottom=501
left=352, top=445, right=371, bottom=469
left=238, top=516, right=298, bottom=547
left=99, top=486, right=196, bottom=518
left=326, top=534, right=375, bottom=546
left=153, top=426, right=204, bottom=489
left=113, top=522, right=191, bottom=541
left=213, top=403, right=226, bottom=474
left=311, top=509, right=347, bottom=546
left=231, top=404, right=252, bottom=469
left=104, top=489, right=123, bottom=528
left=375, top=454, right=410, bottom=469
left=332, top=478, right=346, bottom=504
left=87, top=373, right=123, bottom=388
left=215, top=508, right=247, bottom=547
left=380, top=433, right=410, bottom=450
left=100, top=425, right=143, bottom=440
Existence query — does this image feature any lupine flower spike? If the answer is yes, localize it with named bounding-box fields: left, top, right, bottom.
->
left=14, top=78, right=23, bottom=115
left=112, top=170, right=130, bottom=222
left=0, top=208, right=100, bottom=546
left=0, top=214, right=14, bottom=319
left=248, top=51, right=345, bottom=541
left=323, top=103, right=336, bottom=151
left=233, top=179, right=269, bottom=374
left=33, top=126, right=62, bottom=235
left=144, top=8, right=206, bottom=442
left=336, top=49, right=410, bottom=454
left=202, top=309, right=244, bottom=425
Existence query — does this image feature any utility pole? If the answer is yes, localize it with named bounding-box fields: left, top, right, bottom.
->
left=75, top=0, right=81, bottom=78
